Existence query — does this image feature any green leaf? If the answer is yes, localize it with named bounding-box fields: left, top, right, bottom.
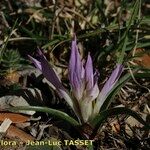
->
left=117, top=0, right=140, bottom=64
left=21, top=27, right=47, bottom=42
left=90, top=107, right=150, bottom=138
left=42, top=35, right=69, bottom=49
left=95, top=0, right=107, bottom=25
left=0, top=19, right=18, bottom=61
left=9, top=106, right=79, bottom=127
left=42, top=39, right=61, bottom=49
left=126, top=41, right=150, bottom=51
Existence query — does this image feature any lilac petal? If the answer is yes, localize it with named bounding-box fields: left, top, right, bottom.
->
left=69, top=36, right=82, bottom=85
left=83, top=69, right=100, bottom=102
left=94, top=64, right=123, bottom=113
left=28, top=55, right=42, bottom=70
left=83, top=83, right=99, bottom=103
left=93, top=69, right=100, bottom=84
left=29, top=50, right=81, bottom=119
left=88, top=82, right=99, bottom=101
left=69, top=36, right=84, bottom=100
left=72, top=74, right=83, bottom=100
left=85, top=53, right=94, bottom=90
left=101, top=64, right=124, bottom=96
left=29, top=50, right=64, bottom=91
left=90, top=70, right=100, bottom=100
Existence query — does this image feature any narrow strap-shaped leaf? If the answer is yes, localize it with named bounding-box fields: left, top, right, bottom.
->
left=117, top=0, right=140, bottom=64
left=8, top=106, right=79, bottom=127
left=90, top=107, right=149, bottom=139
left=0, top=19, right=18, bottom=61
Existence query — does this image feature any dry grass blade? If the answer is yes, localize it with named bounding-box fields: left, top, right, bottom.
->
left=0, top=113, right=30, bottom=123
left=6, top=125, right=35, bottom=142
left=133, top=48, right=150, bottom=69
left=0, top=118, right=12, bottom=133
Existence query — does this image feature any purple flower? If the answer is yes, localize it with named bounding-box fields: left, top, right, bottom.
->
left=29, top=36, right=123, bottom=123
left=28, top=50, right=75, bottom=111
left=28, top=49, right=64, bottom=90
left=93, top=64, right=123, bottom=114
left=69, top=36, right=85, bottom=100
left=100, top=64, right=124, bottom=100
left=69, top=37, right=99, bottom=103
left=68, top=37, right=123, bottom=121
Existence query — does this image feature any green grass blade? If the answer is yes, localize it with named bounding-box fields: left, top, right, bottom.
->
left=21, top=27, right=47, bottom=42
left=117, top=0, right=140, bottom=64
left=90, top=107, right=149, bottom=138
left=9, top=106, right=79, bottom=126
left=0, top=19, right=18, bottom=61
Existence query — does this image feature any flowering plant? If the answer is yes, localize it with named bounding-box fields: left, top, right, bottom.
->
left=28, top=36, right=124, bottom=124
left=8, top=0, right=150, bottom=138
left=10, top=36, right=148, bottom=139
